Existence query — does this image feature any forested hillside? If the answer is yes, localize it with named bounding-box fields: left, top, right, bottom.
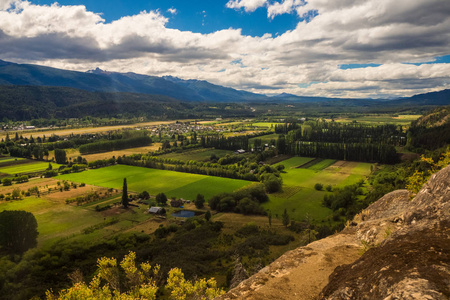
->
left=0, top=86, right=253, bottom=121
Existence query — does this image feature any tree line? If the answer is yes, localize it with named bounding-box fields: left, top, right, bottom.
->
left=79, top=136, right=152, bottom=154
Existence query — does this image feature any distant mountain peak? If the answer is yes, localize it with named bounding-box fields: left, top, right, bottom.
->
left=86, top=67, right=108, bottom=75
left=0, top=59, right=14, bottom=67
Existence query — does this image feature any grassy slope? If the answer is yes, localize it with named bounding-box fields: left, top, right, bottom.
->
left=158, top=149, right=233, bottom=162
left=57, top=165, right=251, bottom=200
left=264, top=157, right=372, bottom=222
left=0, top=161, right=61, bottom=175
left=0, top=197, right=100, bottom=247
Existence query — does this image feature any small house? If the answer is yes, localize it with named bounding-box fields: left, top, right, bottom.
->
left=148, top=207, right=162, bottom=214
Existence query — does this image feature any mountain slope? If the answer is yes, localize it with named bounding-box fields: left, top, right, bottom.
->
left=218, top=165, right=450, bottom=300
left=0, top=60, right=267, bottom=102
left=0, top=59, right=449, bottom=105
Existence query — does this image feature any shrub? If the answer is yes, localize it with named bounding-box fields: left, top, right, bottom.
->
left=314, top=183, right=323, bottom=191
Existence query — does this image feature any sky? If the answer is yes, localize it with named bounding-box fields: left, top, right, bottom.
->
left=0, top=0, right=449, bottom=98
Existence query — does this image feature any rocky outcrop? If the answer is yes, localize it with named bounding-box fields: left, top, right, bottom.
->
left=217, top=165, right=450, bottom=300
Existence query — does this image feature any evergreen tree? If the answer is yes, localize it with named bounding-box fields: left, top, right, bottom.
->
left=205, top=210, right=211, bottom=222
left=122, top=178, right=129, bottom=208
left=195, top=194, right=205, bottom=209
left=282, top=208, right=290, bottom=227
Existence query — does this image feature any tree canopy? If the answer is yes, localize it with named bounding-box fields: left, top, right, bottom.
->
left=0, top=210, right=38, bottom=254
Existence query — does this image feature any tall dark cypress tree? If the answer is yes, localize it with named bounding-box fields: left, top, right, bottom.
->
left=122, top=178, right=128, bottom=208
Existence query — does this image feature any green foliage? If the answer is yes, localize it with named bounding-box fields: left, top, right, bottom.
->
left=262, top=174, right=283, bottom=193
left=205, top=210, right=211, bottom=222
left=156, top=193, right=168, bottom=206
left=122, top=178, right=128, bottom=208
left=195, top=194, right=205, bottom=209
left=314, top=183, right=323, bottom=191
left=79, top=136, right=152, bottom=154
left=2, top=178, right=12, bottom=186
left=209, top=185, right=268, bottom=215
left=11, top=188, right=21, bottom=200
left=0, top=210, right=38, bottom=254
left=54, top=149, right=67, bottom=164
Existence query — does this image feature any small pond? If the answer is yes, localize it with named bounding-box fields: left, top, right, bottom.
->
left=172, top=210, right=196, bottom=218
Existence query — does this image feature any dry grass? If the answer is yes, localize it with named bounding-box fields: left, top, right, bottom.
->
left=45, top=185, right=111, bottom=202
left=0, top=178, right=58, bottom=195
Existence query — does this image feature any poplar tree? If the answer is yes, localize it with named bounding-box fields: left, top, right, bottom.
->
left=122, top=178, right=129, bottom=208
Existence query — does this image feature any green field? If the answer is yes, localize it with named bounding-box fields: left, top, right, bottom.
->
left=0, top=197, right=101, bottom=246
left=0, top=196, right=154, bottom=247
left=249, top=133, right=279, bottom=144
left=57, top=165, right=251, bottom=200
left=275, top=156, right=314, bottom=168
left=158, top=148, right=233, bottom=162
left=0, top=157, right=26, bottom=164
left=264, top=157, right=373, bottom=222
left=334, top=114, right=421, bottom=125
left=251, top=122, right=283, bottom=128
left=0, top=161, right=61, bottom=175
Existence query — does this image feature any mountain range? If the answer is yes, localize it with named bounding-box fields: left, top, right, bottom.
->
left=1, top=59, right=449, bottom=106
left=0, top=60, right=267, bottom=102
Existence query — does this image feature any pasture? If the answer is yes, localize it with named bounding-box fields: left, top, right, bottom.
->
left=158, top=148, right=233, bottom=162
left=57, top=164, right=252, bottom=200
left=264, top=157, right=373, bottom=222
left=331, top=114, right=421, bottom=126
left=249, top=133, right=279, bottom=144
left=55, top=144, right=162, bottom=162
left=251, top=122, right=283, bottom=128
left=0, top=159, right=61, bottom=175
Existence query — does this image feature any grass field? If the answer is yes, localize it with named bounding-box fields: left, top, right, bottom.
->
left=57, top=165, right=252, bottom=200
left=158, top=148, right=233, bottom=162
left=331, top=114, right=421, bottom=126
left=0, top=157, right=26, bottom=164
left=276, top=156, right=314, bottom=168
left=56, top=144, right=162, bottom=162
left=251, top=122, right=283, bottom=128
left=0, top=160, right=61, bottom=175
left=0, top=197, right=102, bottom=246
left=264, top=157, right=373, bottom=222
left=249, top=133, right=279, bottom=144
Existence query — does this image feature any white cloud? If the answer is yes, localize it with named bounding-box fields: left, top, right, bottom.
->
left=267, top=0, right=303, bottom=19
left=226, top=0, right=267, bottom=12
left=0, top=0, right=15, bottom=10
left=0, top=0, right=449, bottom=98
left=167, top=7, right=177, bottom=15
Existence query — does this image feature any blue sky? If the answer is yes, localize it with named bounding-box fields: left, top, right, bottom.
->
left=1, top=0, right=449, bottom=98
left=35, top=0, right=299, bottom=36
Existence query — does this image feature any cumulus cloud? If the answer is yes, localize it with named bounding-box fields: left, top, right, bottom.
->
left=0, top=0, right=14, bottom=10
left=267, top=0, right=303, bottom=19
left=0, top=0, right=449, bottom=98
left=167, top=7, right=177, bottom=15
left=226, top=0, right=267, bottom=12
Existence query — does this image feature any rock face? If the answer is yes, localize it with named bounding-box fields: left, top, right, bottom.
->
left=217, top=165, right=450, bottom=300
